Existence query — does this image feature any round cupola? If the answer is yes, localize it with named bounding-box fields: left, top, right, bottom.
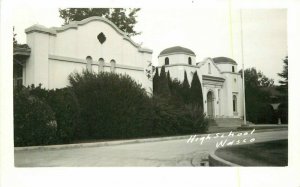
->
left=213, top=57, right=238, bottom=73
left=158, top=46, right=196, bottom=66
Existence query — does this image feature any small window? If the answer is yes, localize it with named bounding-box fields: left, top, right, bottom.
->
left=233, top=95, right=237, bottom=112
left=98, top=58, right=104, bottom=72
left=165, top=57, right=169, bottom=65
left=188, top=57, right=192, bottom=65
left=86, top=56, right=93, bottom=72
left=208, top=63, right=211, bottom=74
left=110, top=59, right=116, bottom=72
left=232, top=66, right=235, bottom=72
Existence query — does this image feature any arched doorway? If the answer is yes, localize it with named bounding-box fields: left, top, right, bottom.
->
left=207, top=91, right=214, bottom=118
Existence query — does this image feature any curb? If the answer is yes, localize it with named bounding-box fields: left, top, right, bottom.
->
left=15, top=128, right=288, bottom=152
left=14, top=134, right=194, bottom=151
left=208, top=151, right=240, bottom=166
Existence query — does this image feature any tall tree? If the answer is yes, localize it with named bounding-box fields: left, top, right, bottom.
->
left=240, top=67, right=274, bottom=88
left=181, top=71, right=190, bottom=104
left=59, top=8, right=141, bottom=36
left=158, top=66, right=170, bottom=96
left=240, top=68, right=274, bottom=123
left=277, top=56, right=288, bottom=95
left=190, top=71, right=203, bottom=108
left=152, top=67, right=159, bottom=95
left=277, top=56, right=288, bottom=123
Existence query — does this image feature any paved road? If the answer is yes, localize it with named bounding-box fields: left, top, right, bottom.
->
left=15, top=129, right=288, bottom=167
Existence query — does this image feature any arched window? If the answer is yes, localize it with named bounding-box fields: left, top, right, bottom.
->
left=233, top=95, right=237, bottom=112
left=208, top=63, right=211, bottom=74
left=86, top=56, right=93, bottom=72
left=110, top=59, right=116, bottom=72
left=232, top=66, right=235, bottom=72
left=165, top=57, right=169, bottom=65
left=98, top=58, right=104, bottom=72
left=188, top=57, right=192, bottom=65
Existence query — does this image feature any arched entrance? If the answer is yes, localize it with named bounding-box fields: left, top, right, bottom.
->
left=207, top=91, right=214, bottom=118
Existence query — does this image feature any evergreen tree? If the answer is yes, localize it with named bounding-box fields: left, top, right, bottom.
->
left=158, top=66, right=170, bottom=96
left=190, top=71, right=204, bottom=109
left=153, top=67, right=159, bottom=95
left=167, top=71, right=172, bottom=90
left=181, top=71, right=190, bottom=104
left=277, top=56, right=288, bottom=96
left=277, top=56, right=288, bottom=123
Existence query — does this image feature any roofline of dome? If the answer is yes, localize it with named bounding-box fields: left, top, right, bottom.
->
left=213, top=61, right=237, bottom=65
left=158, top=52, right=196, bottom=58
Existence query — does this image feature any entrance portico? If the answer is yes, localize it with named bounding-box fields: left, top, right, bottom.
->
left=202, top=75, right=225, bottom=118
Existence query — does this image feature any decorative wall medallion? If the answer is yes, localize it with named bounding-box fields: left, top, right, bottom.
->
left=97, top=32, right=106, bottom=44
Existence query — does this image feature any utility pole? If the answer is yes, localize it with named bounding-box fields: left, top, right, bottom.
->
left=240, top=9, right=247, bottom=126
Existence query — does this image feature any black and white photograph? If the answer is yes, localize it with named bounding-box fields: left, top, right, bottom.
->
left=1, top=0, right=300, bottom=186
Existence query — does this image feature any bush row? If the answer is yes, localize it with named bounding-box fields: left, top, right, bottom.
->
left=14, top=71, right=208, bottom=146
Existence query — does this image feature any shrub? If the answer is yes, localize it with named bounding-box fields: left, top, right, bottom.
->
left=68, top=70, right=153, bottom=139
left=151, top=96, right=208, bottom=136
left=14, top=87, right=57, bottom=146
left=47, top=88, right=81, bottom=143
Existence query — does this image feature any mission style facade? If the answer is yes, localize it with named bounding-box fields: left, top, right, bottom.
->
left=13, top=16, right=244, bottom=119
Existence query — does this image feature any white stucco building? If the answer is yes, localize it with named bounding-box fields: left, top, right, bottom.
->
left=13, top=17, right=244, bottom=119
left=13, top=16, right=153, bottom=92
left=157, top=46, right=244, bottom=118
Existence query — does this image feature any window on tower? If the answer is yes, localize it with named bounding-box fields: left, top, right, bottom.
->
left=165, top=57, right=169, bottom=65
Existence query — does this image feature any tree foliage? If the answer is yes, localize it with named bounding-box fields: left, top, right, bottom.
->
left=181, top=71, right=191, bottom=104
left=277, top=56, right=288, bottom=123
left=157, top=66, right=170, bottom=96
left=240, top=68, right=275, bottom=124
left=277, top=56, right=288, bottom=96
left=241, top=67, right=274, bottom=88
left=190, top=71, right=203, bottom=108
left=13, top=27, right=18, bottom=47
left=59, top=8, right=141, bottom=36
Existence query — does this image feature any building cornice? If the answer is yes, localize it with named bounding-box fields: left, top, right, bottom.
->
left=48, top=54, right=144, bottom=71
left=221, top=71, right=242, bottom=75
left=156, top=63, right=199, bottom=68
left=202, top=75, right=225, bottom=82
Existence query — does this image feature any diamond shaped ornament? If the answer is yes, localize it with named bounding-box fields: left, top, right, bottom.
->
left=97, top=32, right=106, bottom=44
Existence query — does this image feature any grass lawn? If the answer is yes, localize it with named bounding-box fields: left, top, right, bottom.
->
left=215, top=139, right=288, bottom=166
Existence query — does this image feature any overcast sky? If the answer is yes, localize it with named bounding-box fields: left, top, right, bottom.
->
left=13, top=5, right=287, bottom=84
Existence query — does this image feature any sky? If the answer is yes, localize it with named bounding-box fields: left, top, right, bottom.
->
left=13, top=5, right=287, bottom=84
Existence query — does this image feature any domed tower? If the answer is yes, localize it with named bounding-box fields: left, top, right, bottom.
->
left=212, top=57, right=243, bottom=118
left=212, top=57, right=238, bottom=73
left=158, top=46, right=196, bottom=66
left=157, top=46, right=198, bottom=84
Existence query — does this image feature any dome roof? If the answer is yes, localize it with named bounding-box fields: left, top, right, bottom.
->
left=159, top=46, right=195, bottom=56
left=213, top=57, right=237, bottom=65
